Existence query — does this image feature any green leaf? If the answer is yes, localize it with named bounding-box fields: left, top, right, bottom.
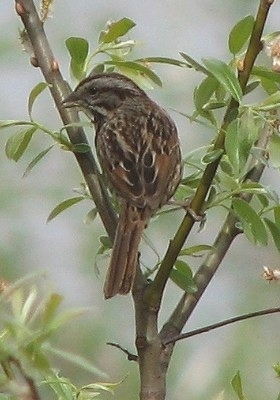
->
left=42, top=293, right=63, bottom=328
left=203, top=58, right=243, bottom=102
left=194, top=76, right=219, bottom=111
left=106, top=60, right=162, bottom=86
left=228, top=15, right=254, bottom=55
left=225, top=120, right=239, bottom=175
left=47, top=197, right=85, bottom=222
left=231, top=371, right=246, bottom=400
left=179, top=245, right=213, bottom=257
left=264, top=218, right=280, bottom=253
left=232, top=198, right=268, bottom=246
left=179, top=52, right=210, bottom=75
left=274, top=206, right=280, bottom=229
left=252, top=66, right=280, bottom=84
left=66, top=37, right=89, bottom=80
left=170, top=260, right=197, bottom=293
left=202, top=149, right=224, bottom=164
left=84, top=208, right=98, bottom=224
left=100, top=18, right=136, bottom=44
left=49, top=347, right=107, bottom=377
left=23, top=145, right=54, bottom=177
left=268, top=134, right=280, bottom=168
left=136, top=56, right=187, bottom=67
left=5, top=127, right=36, bottom=161
left=71, top=143, right=91, bottom=153
left=254, top=91, right=280, bottom=111
left=28, top=82, right=49, bottom=119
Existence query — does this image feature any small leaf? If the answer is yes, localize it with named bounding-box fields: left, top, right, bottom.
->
left=65, top=37, right=89, bottom=80
left=203, top=58, right=243, bottom=102
left=71, top=143, right=91, bottom=153
left=42, top=293, right=63, bottom=328
left=101, top=18, right=136, bottom=44
left=202, top=149, right=224, bottom=164
left=136, top=56, right=187, bottom=67
left=268, top=133, right=280, bottom=168
left=106, top=60, right=162, bottom=86
left=47, top=197, right=84, bottom=222
left=23, top=145, right=54, bottom=177
left=179, top=52, right=210, bottom=75
left=179, top=245, right=213, bottom=257
left=194, top=76, right=219, bottom=111
left=99, top=236, right=112, bottom=249
left=28, top=82, right=49, bottom=119
left=228, top=15, right=254, bottom=55
left=252, top=66, right=280, bottom=84
left=225, top=120, right=239, bottom=175
left=232, top=198, right=268, bottom=246
left=231, top=371, right=246, bottom=400
left=49, top=347, right=107, bottom=377
left=84, top=208, right=98, bottom=224
left=254, top=91, right=280, bottom=111
left=170, top=260, right=197, bottom=293
left=5, top=127, right=36, bottom=161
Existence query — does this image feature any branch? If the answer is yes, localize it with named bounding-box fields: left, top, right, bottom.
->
left=146, top=0, right=274, bottom=310
left=164, top=307, right=280, bottom=345
left=14, top=0, right=117, bottom=241
left=106, top=342, right=138, bottom=362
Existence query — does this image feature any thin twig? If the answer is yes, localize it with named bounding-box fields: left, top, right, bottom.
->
left=164, top=307, right=280, bottom=345
left=106, top=342, right=138, bottom=362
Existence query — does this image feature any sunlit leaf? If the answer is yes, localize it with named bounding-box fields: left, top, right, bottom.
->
left=100, top=18, right=136, bottom=44
left=5, top=127, right=36, bottom=161
left=203, top=58, right=243, bottom=102
left=228, top=15, right=254, bottom=55
left=47, top=197, right=85, bottom=222
left=28, top=82, right=49, bottom=119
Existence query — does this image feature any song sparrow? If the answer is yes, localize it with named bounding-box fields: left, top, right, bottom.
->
left=62, top=72, right=182, bottom=298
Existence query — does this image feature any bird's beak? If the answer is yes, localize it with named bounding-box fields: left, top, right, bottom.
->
left=62, top=92, right=81, bottom=108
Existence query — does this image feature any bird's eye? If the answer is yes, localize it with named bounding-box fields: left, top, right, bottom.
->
left=90, top=87, right=97, bottom=95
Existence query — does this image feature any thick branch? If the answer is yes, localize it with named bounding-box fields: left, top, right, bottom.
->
left=15, top=0, right=117, bottom=241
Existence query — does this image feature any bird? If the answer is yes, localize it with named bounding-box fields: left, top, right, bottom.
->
left=62, top=72, right=182, bottom=298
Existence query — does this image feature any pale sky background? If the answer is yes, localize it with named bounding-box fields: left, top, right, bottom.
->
left=1, top=1, right=280, bottom=399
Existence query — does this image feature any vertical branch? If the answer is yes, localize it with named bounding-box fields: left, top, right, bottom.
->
left=15, top=0, right=117, bottom=241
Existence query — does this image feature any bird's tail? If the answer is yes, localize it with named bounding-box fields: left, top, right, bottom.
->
left=103, top=203, right=150, bottom=299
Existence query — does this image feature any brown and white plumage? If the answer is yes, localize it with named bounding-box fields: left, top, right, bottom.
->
left=63, top=72, right=182, bottom=298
